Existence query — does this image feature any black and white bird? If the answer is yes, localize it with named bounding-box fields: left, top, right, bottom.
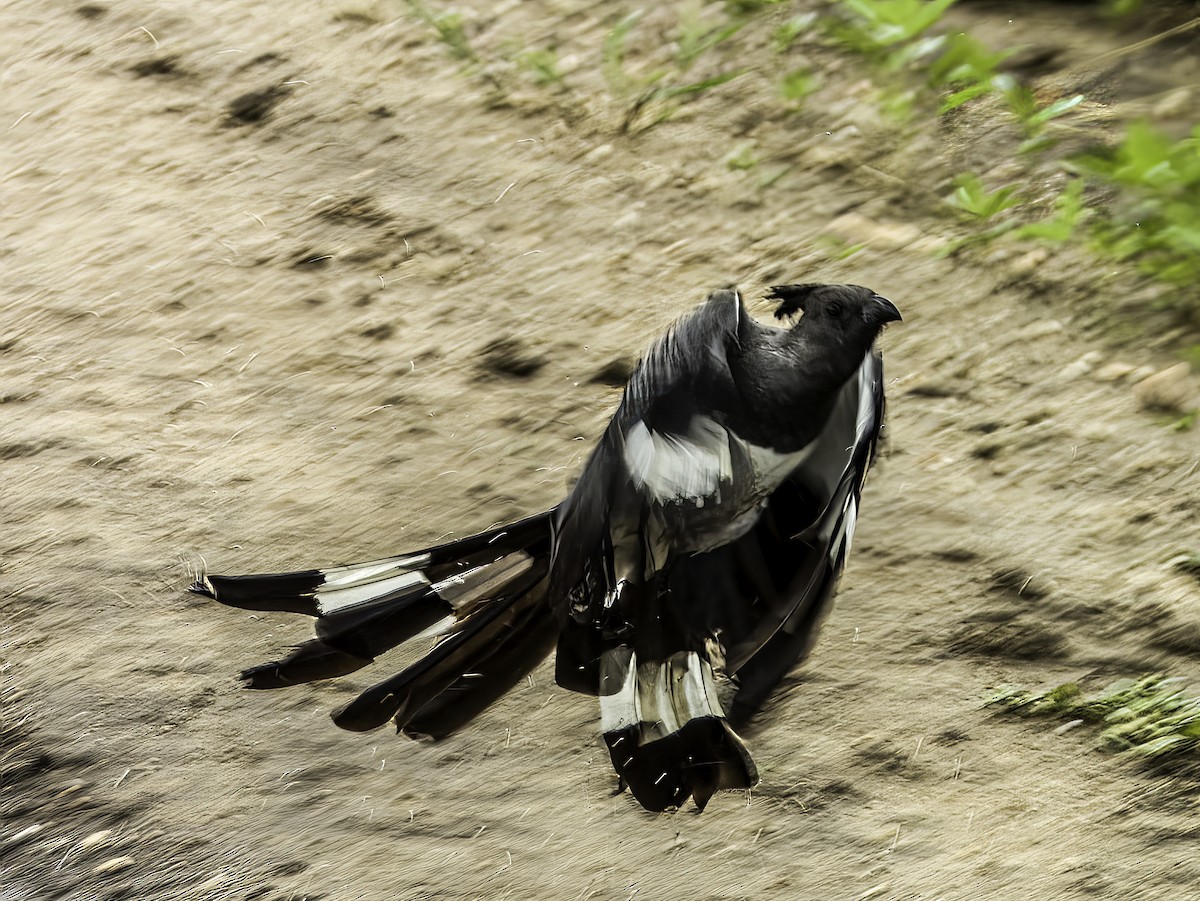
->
left=193, top=282, right=900, bottom=812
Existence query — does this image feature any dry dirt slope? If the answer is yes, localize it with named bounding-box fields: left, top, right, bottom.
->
left=2, top=1, right=1199, bottom=899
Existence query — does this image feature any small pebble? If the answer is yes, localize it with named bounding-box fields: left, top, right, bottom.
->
left=93, top=855, right=135, bottom=875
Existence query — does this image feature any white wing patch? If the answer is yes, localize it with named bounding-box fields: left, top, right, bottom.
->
left=320, top=554, right=431, bottom=588
left=315, top=570, right=430, bottom=616
left=623, top=416, right=733, bottom=504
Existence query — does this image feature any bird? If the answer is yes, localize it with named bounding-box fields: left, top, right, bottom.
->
left=192, top=282, right=901, bottom=812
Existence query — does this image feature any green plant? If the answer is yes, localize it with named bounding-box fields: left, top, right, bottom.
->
left=775, top=12, right=817, bottom=51
left=780, top=67, right=818, bottom=109
left=406, top=0, right=477, bottom=64
left=725, top=0, right=785, bottom=14
left=725, top=142, right=758, bottom=171
left=1105, top=0, right=1143, bottom=14
left=602, top=8, right=745, bottom=133
left=947, top=173, right=1021, bottom=220
left=999, top=78, right=1084, bottom=152
left=815, top=233, right=866, bottom=260
left=601, top=10, right=642, bottom=98
left=990, top=675, right=1200, bottom=761
left=514, top=47, right=565, bottom=87
left=1173, top=551, right=1200, bottom=577
left=1017, top=179, right=1086, bottom=243
left=827, top=0, right=958, bottom=58
left=927, top=32, right=1011, bottom=112
left=1170, top=410, right=1197, bottom=432
left=675, top=4, right=746, bottom=71
left=1074, top=123, right=1200, bottom=293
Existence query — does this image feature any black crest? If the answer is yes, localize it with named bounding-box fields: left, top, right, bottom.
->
left=766, top=284, right=823, bottom=320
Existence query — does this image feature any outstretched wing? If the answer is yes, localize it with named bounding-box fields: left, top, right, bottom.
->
left=549, top=289, right=749, bottom=621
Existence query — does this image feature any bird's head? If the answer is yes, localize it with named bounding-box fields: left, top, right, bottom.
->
left=767, top=282, right=901, bottom=346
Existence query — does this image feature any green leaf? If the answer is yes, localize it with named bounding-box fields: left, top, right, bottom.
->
left=948, top=173, right=1021, bottom=220
left=1017, top=179, right=1086, bottom=243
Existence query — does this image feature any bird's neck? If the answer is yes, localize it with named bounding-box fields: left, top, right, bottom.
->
left=723, top=327, right=862, bottom=451
left=780, top=327, right=864, bottom=391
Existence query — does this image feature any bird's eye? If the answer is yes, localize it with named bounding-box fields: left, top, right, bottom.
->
left=827, top=301, right=844, bottom=317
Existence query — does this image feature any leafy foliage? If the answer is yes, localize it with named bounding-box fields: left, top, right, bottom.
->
left=514, top=47, right=565, bottom=87
left=775, top=12, right=817, bottom=52
left=1017, top=179, right=1086, bottom=243
left=830, top=0, right=959, bottom=55
left=780, top=67, right=818, bottom=109
left=999, top=79, right=1084, bottom=152
left=1074, top=123, right=1200, bottom=298
left=602, top=9, right=746, bottom=133
left=406, top=0, right=477, bottom=64
left=991, top=676, right=1200, bottom=761
left=926, top=32, right=1011, bottom=113
left=947, top=173, right=1021, bottom=220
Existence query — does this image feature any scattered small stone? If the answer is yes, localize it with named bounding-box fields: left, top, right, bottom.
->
left=825, top=211, right=921, bottom=250
left=1015, top=319, right=1063, bottom=341
left=1012, top=248, right=1050, bottom=275
left=1092, top=362, right=1136, bottom=383
left=4, top=824, right=43, bottom=846
left=1125, top=366, right=1153, bottom=385
left=583, top=143, right=613, bottom=163
left=1170, top=553, right=1200, bottom=578
left=971, top=439, right=1006, bottom=461
left=1152, top=87, right=1192, bottom=120
left=1133, top=362, right=1195, bottom=413
left=93, top=856, right=135, bottom=876
left=802, top=126, right=862, bottom=169
left=80, top=830, right=113, bottom=850
left=1058, top=351, right=1102, bottom=380
left=612, top=207, right=641, bottom=231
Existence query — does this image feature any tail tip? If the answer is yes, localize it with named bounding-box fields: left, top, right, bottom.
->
left=188, top=575, right=216, bottom=598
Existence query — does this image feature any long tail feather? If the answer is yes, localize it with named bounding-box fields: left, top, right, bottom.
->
left=198, top=510, right=557, bottom=737
left=599, top=648, right=757, bottom=811
left=332, top=561, right=549, bottom=732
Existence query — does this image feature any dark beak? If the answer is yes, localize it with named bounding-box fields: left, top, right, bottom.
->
left=866, top=295, right=902, bottom=325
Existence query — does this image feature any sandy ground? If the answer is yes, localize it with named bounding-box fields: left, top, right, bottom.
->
left=3, top=1, right=1200, bottom=899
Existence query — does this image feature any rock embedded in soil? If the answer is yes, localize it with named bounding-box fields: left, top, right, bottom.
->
left=1092, top=362, right=1136, bottom=383
left=824, top=211, right=921, bottom=251
left=1133, top=362, right=1196, bottom=413
left=1059, top=351, right=1103, bottom=381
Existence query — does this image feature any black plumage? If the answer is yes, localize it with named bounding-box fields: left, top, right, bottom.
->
left=193, top=282, right=900, bottom=812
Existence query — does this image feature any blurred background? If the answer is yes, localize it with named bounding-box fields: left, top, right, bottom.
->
left=2, top=1, right=1198, bottom=898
